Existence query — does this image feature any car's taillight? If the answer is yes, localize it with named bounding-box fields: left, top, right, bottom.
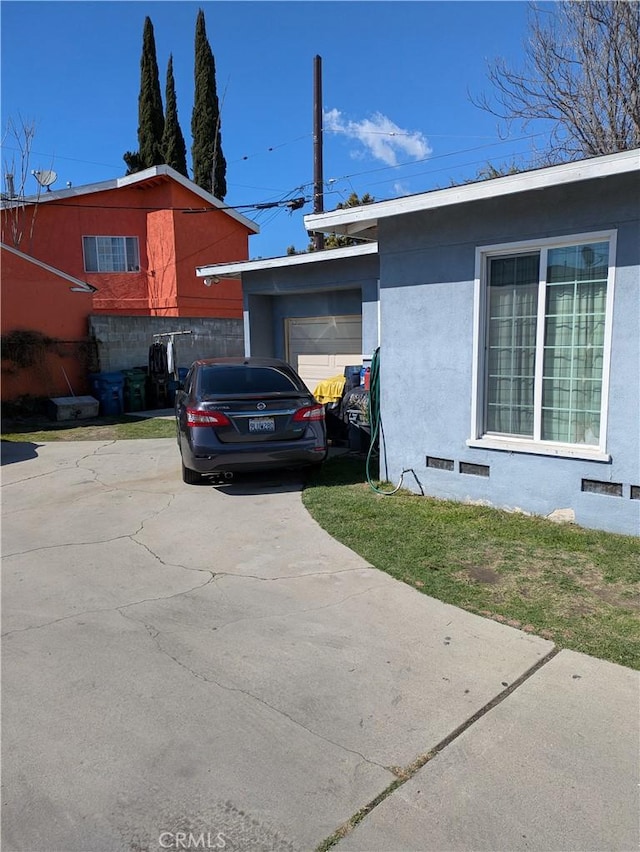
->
left=186, top=407, right=231, bottom=427
left=292, top=404, right=325, bottom=422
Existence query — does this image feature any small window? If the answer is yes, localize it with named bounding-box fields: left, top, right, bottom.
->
left=83, top=236, right=140, bottom=273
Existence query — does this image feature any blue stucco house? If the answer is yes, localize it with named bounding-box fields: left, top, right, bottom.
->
left=199, top=149, right=639, bottom=536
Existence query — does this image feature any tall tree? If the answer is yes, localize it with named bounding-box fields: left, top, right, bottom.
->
left=124, top=16, right=165, bottom=174
left=475, top=1, right=640, bottom=163
left=161, top=55, right=188, bottom=177
left=191, top=8, right=227, bottom=198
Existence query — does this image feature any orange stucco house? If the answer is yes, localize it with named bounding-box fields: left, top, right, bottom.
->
left=1, top=166, right=258, bottom=401
left=1, top=244, right=97, bottom=400
left=1, top=165, right=259, bottom=317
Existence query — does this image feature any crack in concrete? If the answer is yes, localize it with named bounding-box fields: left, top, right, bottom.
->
left=212, top=566, right=374, bottom=583
left=1, top=442, right=117, bottom=490
left=314, top=646, right=561, bottom=852
left=118, top=608, right=393, bottom=777
left=3, top=525, right=148, bottom=559
left=3, top=489, right=178, bottom=559
left=1, top=572, right=216, bottom=639
left=208, top=582, right=389, bottom=634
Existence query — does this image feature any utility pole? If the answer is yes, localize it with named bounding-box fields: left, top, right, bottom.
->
left=312, top=54, right=324, bottom=251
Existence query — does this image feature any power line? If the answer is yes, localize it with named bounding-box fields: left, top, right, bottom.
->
left=1, top=197, right=310, bottom=214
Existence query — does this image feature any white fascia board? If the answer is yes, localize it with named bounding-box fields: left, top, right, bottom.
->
left=304, top=148, right=640, bottom=235
left=196, top=242, right=378, bottom=278
left=1, top=243, right=97, bottom=292
left=3, top=165, right=259, bottom=233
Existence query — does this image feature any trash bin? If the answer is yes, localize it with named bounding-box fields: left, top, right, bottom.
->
left=123, top=368, right=148, bottom=413
left=89, top=371, right=125, bottom=416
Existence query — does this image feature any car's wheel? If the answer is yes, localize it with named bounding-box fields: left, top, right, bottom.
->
left=182, top=461, right=202, bottom=485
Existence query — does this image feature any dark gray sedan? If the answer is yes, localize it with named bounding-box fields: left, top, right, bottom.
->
left=175, top=357, right=328, bottom=483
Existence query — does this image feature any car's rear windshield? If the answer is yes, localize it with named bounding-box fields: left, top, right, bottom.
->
left=199, top=365, right=304, bottom=396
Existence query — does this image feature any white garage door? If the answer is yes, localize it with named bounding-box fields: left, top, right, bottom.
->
left=285, top=315, right=362, bottom=390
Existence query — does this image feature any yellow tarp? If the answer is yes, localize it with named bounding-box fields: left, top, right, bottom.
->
left=313, top=374, right=346, bottom=404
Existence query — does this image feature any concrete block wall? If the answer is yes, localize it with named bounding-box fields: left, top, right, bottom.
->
left=89, top=315, right=244, bottom=373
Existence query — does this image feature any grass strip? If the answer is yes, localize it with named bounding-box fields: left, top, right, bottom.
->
left=303, top=457, right=640, bottom=669
left=1, top=414, right=176, bottom=442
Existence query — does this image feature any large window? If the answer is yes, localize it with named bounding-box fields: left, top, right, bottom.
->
left=473, top=233, right=614, bottom=455
left=83, top=236, right=139, bottom=273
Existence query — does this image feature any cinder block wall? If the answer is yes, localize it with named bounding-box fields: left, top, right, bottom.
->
left=89, top=315, right=244, bottom=373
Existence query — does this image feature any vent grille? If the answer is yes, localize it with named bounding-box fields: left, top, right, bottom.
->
left=426, top=456, right=454, bottom=471
left=581, top=479, right=623, bottom=497
left=460, top=462, right=490, bottom=477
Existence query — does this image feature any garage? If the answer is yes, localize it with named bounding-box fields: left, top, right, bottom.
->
left=285, top=314, right=362, bottom=390
left=195, top=243, right=379, bottom=389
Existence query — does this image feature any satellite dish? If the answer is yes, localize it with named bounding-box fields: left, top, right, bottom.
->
left=32, top=169, right=57, bottom=191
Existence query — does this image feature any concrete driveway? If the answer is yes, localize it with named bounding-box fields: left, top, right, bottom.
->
left=2, top=439, right=638, bottom=852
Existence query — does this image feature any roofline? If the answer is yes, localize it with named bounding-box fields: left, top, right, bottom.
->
left=2, top=165, right=260, bottom=234
left=1, top=243, right=98, bottom=292
left=304, top=149, right=640, bottom=237
left=196, top=242, right=378, bottom=278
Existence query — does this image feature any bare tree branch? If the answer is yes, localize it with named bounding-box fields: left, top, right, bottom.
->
left=1, top=116, right=43, bottom=249
left=471, top=1, right=640, bottom=163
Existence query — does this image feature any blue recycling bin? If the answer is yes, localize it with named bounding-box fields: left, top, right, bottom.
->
left=89, top=371, right=125, bottom=416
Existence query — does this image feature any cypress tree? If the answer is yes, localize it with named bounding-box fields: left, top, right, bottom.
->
left=124, top=16, right=164, bottom=173
left=161, top=55, right=188, bottom=177
left=191, top=8, right=227, bottom=198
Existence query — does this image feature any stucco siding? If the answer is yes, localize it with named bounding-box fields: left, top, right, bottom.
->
left=241, top=253, right=380, bottom=364
left=377, top=174, right=640, bottom=535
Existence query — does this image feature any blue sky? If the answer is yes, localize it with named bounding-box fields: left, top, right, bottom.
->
left=1, top=1, right=543, bottom=259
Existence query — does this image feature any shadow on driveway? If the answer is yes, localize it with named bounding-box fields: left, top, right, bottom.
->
left=199, top=469, right=307, bottom=496
left=1, top=440, right=41, bottom=466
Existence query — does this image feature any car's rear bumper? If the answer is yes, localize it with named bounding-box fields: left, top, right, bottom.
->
left=184, top=442, right=327, bottom=473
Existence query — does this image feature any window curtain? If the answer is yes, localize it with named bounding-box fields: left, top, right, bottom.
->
left=542, top=242, right=608, bottom=444
left=486, top=253, right=540, bottom=436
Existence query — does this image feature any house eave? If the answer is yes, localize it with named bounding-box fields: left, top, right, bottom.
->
left=196, top=242, right=378, bottom=279
left=304, top=148, right=640, bottom=238
left=1, top=165, right=260, bottom=234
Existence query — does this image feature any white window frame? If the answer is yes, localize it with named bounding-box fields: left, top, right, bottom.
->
left=468, top=230, right=616, bottom=462
left=82, top=235, right=140, bottom=273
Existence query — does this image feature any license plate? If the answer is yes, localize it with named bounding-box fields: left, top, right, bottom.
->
left=249, top=417, right=275, bottom=433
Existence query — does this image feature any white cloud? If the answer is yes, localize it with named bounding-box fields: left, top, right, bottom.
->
left=324, top=108, right=431, bottom=167
left=393, top=181, right=411, bottom=196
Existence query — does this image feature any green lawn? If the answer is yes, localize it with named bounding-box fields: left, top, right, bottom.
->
left=303, top=456, right=640, bottom=670
left=1, top=413, right=176, bottom=442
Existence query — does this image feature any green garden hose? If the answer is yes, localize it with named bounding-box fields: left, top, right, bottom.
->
left=365, top=347, right=423, bottom=495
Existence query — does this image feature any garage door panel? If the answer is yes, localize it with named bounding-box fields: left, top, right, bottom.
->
left=286, top=316, right=362, bottom=390
left=297, top=355, right=361, bottom=390
left=288, top=318, right=361, bottom=345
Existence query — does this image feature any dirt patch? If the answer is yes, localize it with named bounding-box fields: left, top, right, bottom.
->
left=466, top=565, right=501, bottom=584
left=590, top=585, right=640, bottom=610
